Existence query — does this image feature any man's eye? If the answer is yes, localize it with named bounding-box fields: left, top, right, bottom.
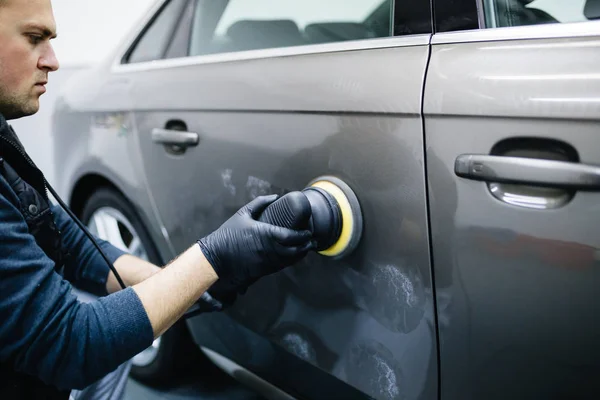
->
left=28, top=35, right=43, bottom=45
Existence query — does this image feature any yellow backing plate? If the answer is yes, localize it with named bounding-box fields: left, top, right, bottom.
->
left=310, top=180, right=354, bottom=257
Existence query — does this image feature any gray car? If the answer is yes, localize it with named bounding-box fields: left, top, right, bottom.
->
left=52, top=0, right=600, bottom=398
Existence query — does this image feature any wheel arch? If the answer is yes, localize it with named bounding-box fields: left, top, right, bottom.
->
left=69, top=173, right=124, bottom=219
left=68, top=173, right=166, bottom=265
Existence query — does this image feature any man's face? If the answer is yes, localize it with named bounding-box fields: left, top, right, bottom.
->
left=0, top=0, right=59, bottom=120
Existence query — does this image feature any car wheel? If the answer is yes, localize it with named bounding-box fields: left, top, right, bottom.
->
left=81, top=187, right=202, bottom=385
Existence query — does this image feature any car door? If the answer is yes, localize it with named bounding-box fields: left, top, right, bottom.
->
left=116, top=0, right=438, bottom=399
left=425, top=0, right=600, bottom=399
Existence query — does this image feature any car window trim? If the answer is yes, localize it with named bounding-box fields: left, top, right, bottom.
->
left=111, top=0, right=167, bottom=65
left=187, top=0, right=404, bottom=57
left=162, top=0, right=194, bottom=59
left=475, top=0, right=487, bottom=29
left=390, top=0, right=396, bottom=35
left=121, top=0, right=192, bottom=64
left=115, top=0, right=433, bottom=69
left=431, top=20, right=600, bottom=45
left=111, top=33, right=431, bottom=74
left=122, top=0, right=172, bottom=64
left=165, top=0, right=196, bottom=59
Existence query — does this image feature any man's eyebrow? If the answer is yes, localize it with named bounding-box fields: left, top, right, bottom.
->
left=22, top=23, right=58, bottom=39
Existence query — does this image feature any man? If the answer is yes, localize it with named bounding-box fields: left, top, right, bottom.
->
left=0, top=0, right=314, bottom=399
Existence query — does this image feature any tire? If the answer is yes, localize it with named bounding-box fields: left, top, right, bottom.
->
left=81, top=187, right=203, bottom=385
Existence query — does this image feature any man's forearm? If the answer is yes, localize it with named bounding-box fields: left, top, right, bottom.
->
left=132, top=244, right=218, bottom=338
left=107, top=254, right=162, bottom=294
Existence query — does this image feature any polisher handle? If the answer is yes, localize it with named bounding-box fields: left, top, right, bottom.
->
left=258, top=192, right=312, bottom=230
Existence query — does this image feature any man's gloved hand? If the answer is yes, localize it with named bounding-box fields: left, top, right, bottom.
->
left=197, top=195, right=314, bottom=290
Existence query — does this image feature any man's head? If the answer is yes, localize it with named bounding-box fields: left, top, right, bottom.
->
left=0, top=0, right=59, bottom=120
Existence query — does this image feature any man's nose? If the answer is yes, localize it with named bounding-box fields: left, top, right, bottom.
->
left=39, top=43, right=60, bottom=72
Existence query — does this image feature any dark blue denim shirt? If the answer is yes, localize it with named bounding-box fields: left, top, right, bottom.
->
left=0, top=116, right=154, bottom=391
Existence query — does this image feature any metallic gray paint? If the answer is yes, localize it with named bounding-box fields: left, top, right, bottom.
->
left=124, top=42, right=428, bottom=114
left=425, top=33, right=600, bottom=399
left=133, top=41, right=437, bottom=400
left=51, top=4, right=600, bottom=398
left=52, top=95, right=175, bottom=260
left=53, top=31, right=437, bottom=400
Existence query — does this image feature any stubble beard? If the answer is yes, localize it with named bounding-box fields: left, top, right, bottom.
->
left=0, top=83, right=40, bottom=120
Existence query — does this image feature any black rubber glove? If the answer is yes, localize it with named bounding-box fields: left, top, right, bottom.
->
left=197, top=195, right=314, bottom=289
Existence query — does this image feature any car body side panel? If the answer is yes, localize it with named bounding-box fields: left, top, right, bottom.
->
left=121, top=37, right=427, bottom=115
left=131, top=39, right=437, bottom=400
left=52, top=81, right=174, bottom=262
left=424, top=32, right=600, bottom=399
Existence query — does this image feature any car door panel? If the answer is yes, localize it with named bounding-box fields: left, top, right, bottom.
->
left=425, top=29, right=600, bottom=399
left=129, top=37, right=437, bottom=399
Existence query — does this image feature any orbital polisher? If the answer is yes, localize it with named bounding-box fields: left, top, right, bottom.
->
left=259, top=176, right=363, bottom=260
left=188, top=176, right=363, bottom=316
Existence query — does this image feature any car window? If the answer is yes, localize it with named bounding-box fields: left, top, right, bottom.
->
left=127, top=0, right=190, bottom=64
left=482, top=0, right=600, bottom=28
left=189, top=0, right=392, bottom=57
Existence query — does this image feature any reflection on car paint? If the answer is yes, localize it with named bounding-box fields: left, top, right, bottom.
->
left=244, top=262, right=436, bottom=398
left=469, top=227, right=599, bottom=270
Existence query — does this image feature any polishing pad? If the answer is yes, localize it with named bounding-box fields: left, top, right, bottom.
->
left=308, top=176, right=363, bottom=259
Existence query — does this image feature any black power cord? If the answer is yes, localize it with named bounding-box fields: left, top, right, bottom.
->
left=46, top=182, right=128, bottom=291
left=0, top=126, right=128, bottom=291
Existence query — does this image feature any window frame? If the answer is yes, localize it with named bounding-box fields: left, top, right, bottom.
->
left=432, top=0, right=480, bottom=33
left=476, top=0, right=488, bottom=28
left=431, top=17, right=600, bottom=45
left=122, top=0, right=193, bottom=64
left=435, top=0, right=600, bottom=34
left=165, top=0, right=196, bottom=59
left=188, top=0, right=421, bottom=58
left=113, top=0, right=434, bottom=72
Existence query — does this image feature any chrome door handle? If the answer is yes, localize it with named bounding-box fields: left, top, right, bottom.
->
left=151, top=128, right=199, bottom=147
left=455, top=154, right=600, bottom=191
